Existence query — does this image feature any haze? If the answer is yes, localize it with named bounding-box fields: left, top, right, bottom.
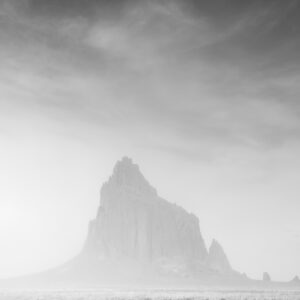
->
left=0, top=0, right=300, bottom=282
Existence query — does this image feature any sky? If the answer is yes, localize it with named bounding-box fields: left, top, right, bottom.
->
left=0, top=0, right=300, bottom=281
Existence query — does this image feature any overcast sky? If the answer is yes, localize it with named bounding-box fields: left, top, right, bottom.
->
left=0, top=0, right=300, bottom=281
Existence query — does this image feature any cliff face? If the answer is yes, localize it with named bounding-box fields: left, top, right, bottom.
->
left=84, top=157, right=208, bottom=273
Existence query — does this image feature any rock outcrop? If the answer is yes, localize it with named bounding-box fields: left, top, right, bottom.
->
left=207, top=239, right=232, bottom=274
left=291, top=275, right=300, bottom=284
left=84, top=157, right=209, bottom=275
left=263, top=272, right=271, bottom=282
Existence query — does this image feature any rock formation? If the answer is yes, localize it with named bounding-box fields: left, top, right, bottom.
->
left=291, top=275, right=300, bottom=284
left=3, top=157, right=298, bottom=288
left=263, top=272, right=271, bottom=282
left=82, top=157, right=240, bottom=278
left=83, top=157, right=210, bottom=275
left=207, top=239, right=232, bottom=274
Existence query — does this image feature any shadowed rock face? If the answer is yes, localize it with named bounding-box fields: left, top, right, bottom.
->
left=84, top=157, right=208, bottom=273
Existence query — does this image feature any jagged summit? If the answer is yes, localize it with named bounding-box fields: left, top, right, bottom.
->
left=103, top=156, right=157, bottom=198
left=112, top=156, right=140, bottom=180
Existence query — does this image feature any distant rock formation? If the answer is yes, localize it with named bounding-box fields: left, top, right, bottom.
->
left=83, top=157, right=232, bottom=276
left=263, top=272, right=271, bottom=282
left=291, top=275, right=300, bottom=284
left=207, top=239, right=232, bottom=274
left=2, top=157, right=298, bottom=288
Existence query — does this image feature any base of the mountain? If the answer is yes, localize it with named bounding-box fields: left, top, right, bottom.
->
left=1, top=253, right=299, bottom=290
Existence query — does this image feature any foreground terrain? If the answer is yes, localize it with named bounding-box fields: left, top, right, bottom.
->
left=0, top=289, right=300, bottom=300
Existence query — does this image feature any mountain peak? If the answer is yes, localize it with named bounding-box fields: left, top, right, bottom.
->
left=106, top=156, right=157, bottom=197
left=116, top=156, right=135, bottom=167
left=113, top=156, right=139, bottom=177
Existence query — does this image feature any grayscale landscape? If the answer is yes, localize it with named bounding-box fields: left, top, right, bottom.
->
left=0, top=0, right=300, bottom=299
left=1, top=289, right=300, bottom=300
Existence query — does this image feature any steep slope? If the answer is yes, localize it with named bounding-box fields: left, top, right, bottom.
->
left=83, top=157, right=208, bottom=275
left=207, top=239, right=232, bottom=274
